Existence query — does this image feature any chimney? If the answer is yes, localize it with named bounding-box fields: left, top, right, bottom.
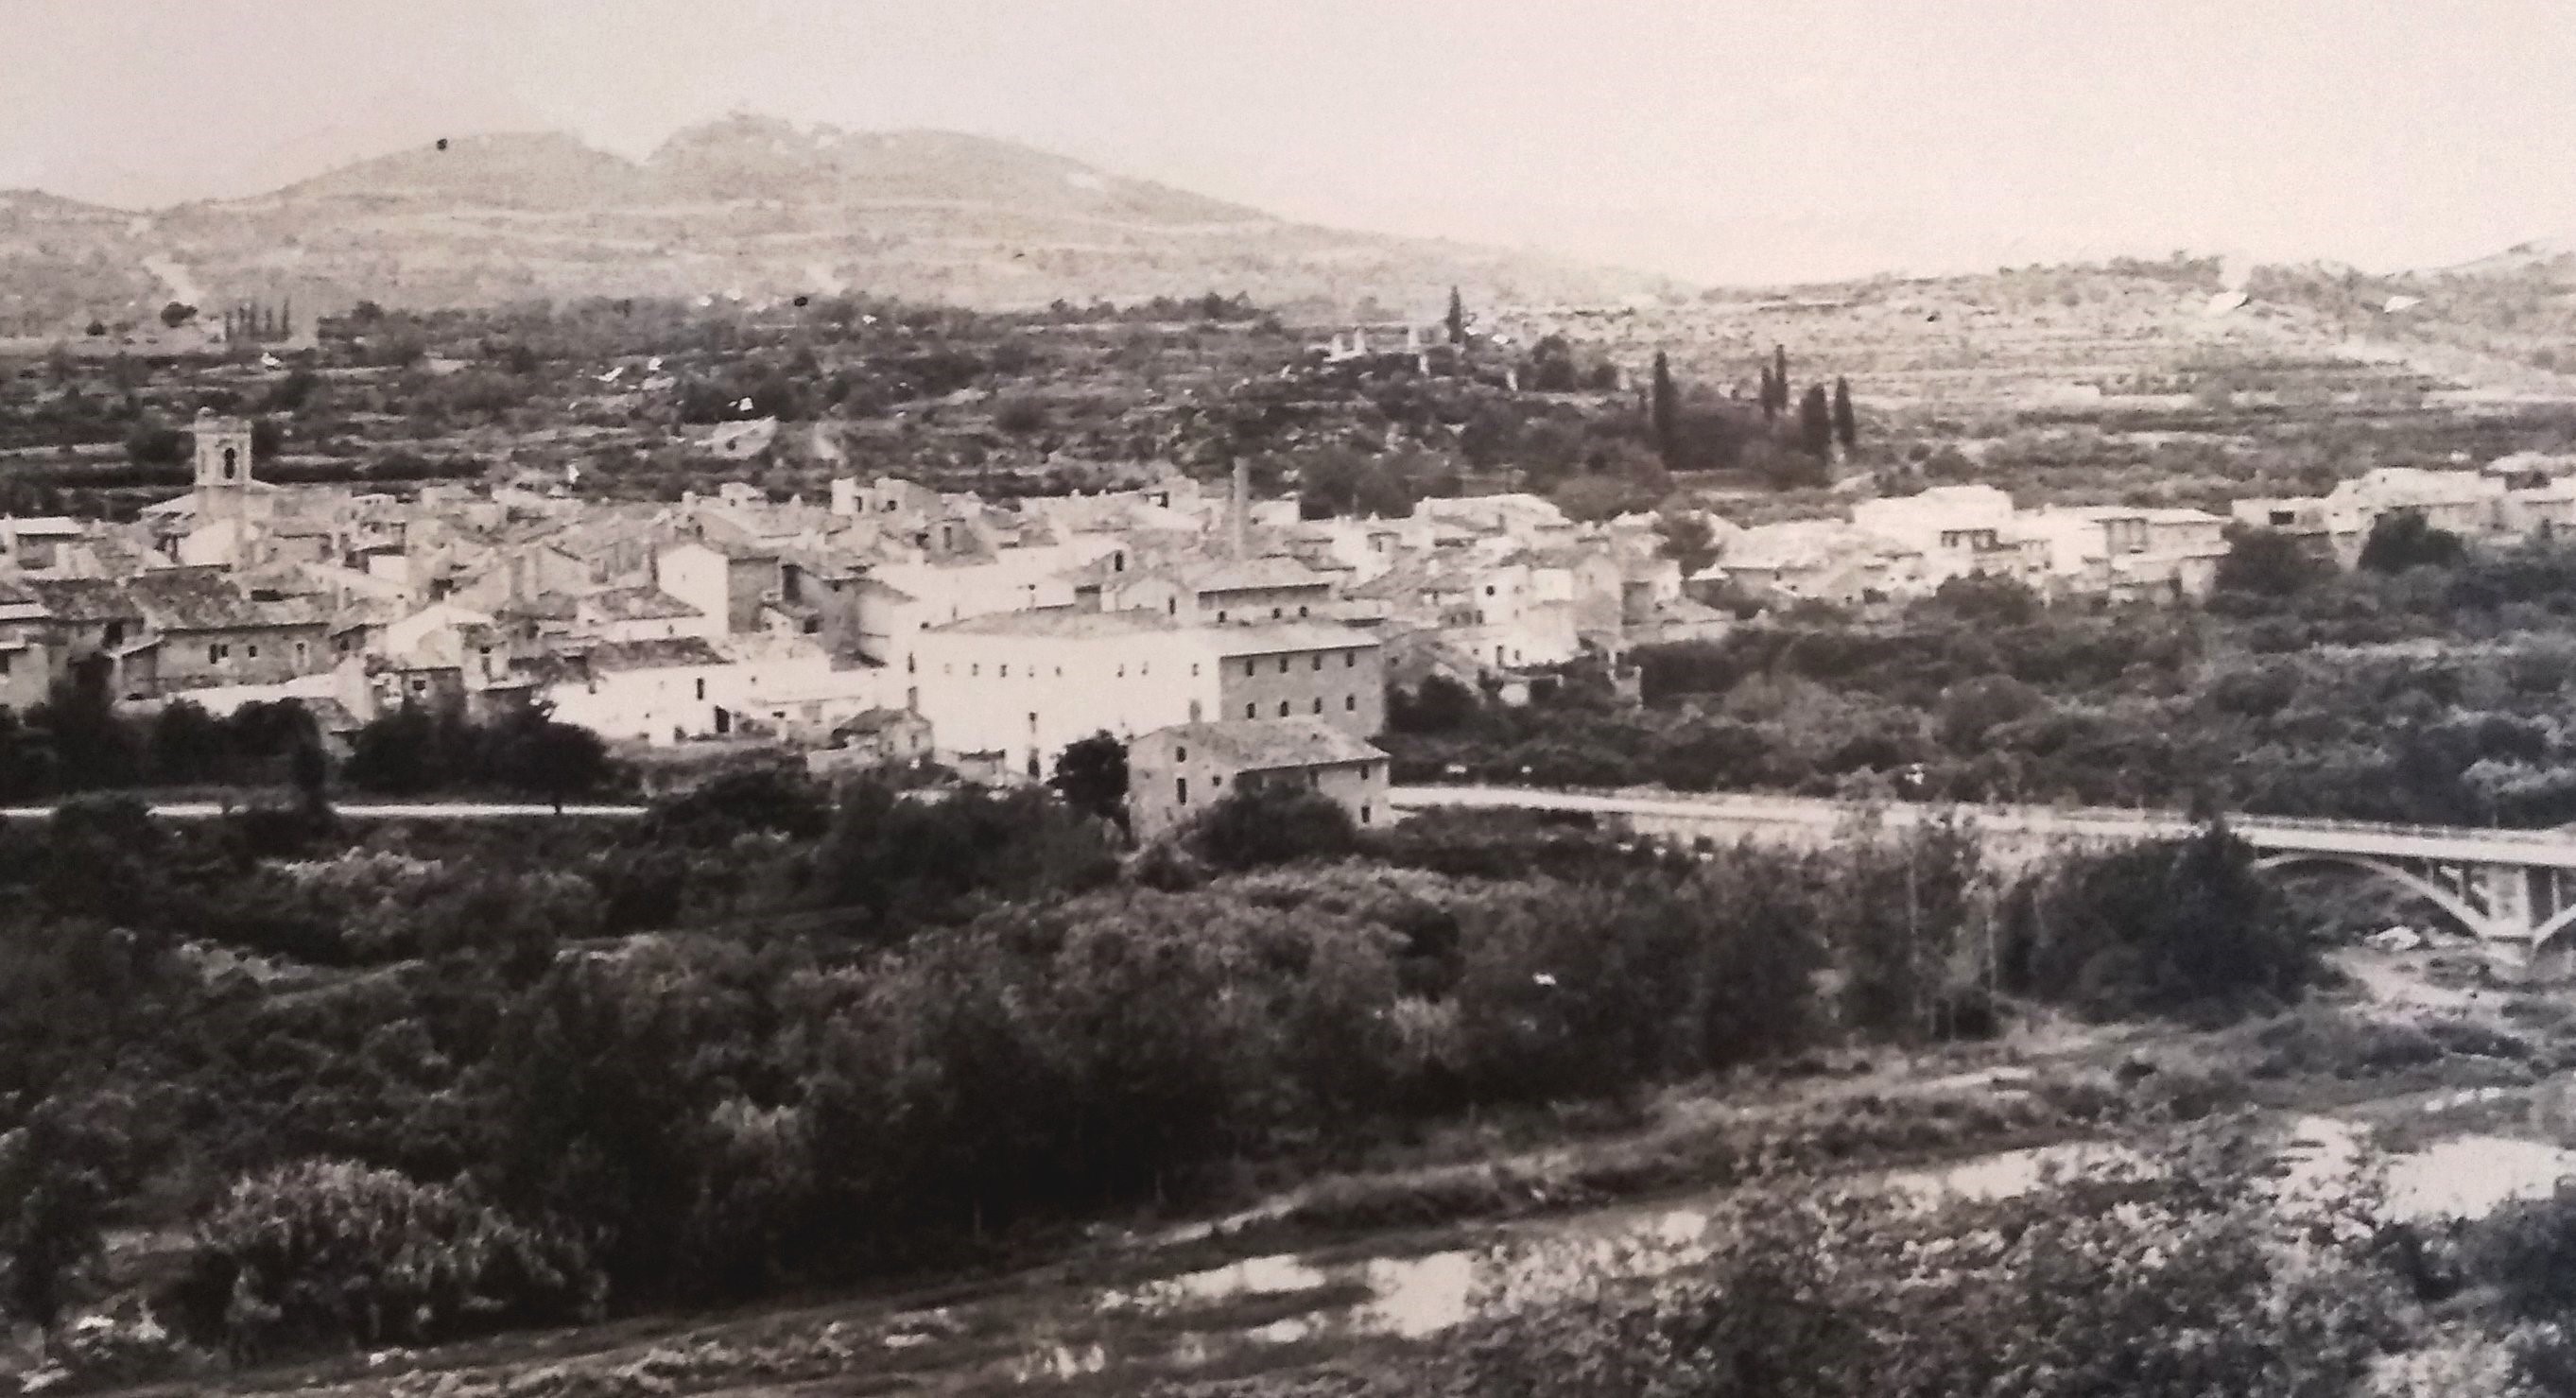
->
left=1229, top=457, right=1249, bottom=561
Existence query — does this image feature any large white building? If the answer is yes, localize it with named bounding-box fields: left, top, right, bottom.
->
left=906, top=609, right=1384, bottom=779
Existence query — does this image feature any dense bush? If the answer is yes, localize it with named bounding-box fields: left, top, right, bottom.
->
left=173, top=1159, right=601, bottom=1355
left=2001, top=823, right=2319, bottom=1018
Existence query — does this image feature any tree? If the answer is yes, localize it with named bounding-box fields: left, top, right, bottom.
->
left=1832, top=375, right=1857, bottom=450
left=1798, top=383, right=1835, bottom=459
left=2214, top=527, right=2332, bottom=597
left=1184, top=784, right=1358, bottom=870
left=0, top=1096, right=125, bottom=1335
left=1049, top=732, right=1130, bottom=828
left=1772, top=343, right=1789, bottom=406
left=1654, top=509, right=1721, bottom=579
left=290, top=737, right=331, bottom=818
left=158, top=302, right=197, bottom=329
left=1553, top=472, right=1643, bottom=524
left=1650, top=352, right=1679, bottom=467
left=1757, top=365, right=1779, bottom=422
left=1444, top=285, right=1467, bottom=345
left=2358, top=510, right=2466, bottom=574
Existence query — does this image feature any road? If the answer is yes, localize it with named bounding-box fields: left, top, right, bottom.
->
left=1388, top=785, right=2576, bottom=871
left=0, top=801, right=650, bottom=820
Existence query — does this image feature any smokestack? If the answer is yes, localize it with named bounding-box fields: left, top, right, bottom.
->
left=1229, top=457, right=1249, bottom=561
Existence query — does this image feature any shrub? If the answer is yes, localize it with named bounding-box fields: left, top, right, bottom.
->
left=1184, top=784, right=1359, bottom=871
left=2471, top=1182, right=2576, bottom=1320
left=173, top=1159, right=602, bottom=1355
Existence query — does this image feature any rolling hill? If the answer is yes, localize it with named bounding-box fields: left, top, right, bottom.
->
left=0, top=116, right=1669, bottom=331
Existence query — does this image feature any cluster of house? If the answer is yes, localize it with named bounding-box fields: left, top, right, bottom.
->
left=2231, top=456, right=2576, bottom=565
left=0, top=413, right=1714, bottom=835
left=1704, top=485, right=2232, bottom=605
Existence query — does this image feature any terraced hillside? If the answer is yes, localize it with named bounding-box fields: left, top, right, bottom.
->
left=0, top=118, right=1666, bottom=329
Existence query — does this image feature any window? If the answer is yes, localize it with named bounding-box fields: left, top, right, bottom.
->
left=907, top=654, right=917, bottom=674
left=1212, top=773, right=1223, bottom=786
left=1278, top=701, right=1290, bottom=717
left=1175, top=777, right=1189, bottom=804
left=1311, top=698, right=1323, bottom=714
left=246, top=644, right=259, bottom=659
left=1484, top=584, right=1495, bottom=596
left=1244, top=659, right=1256, bottom=677
left=1360, top=803, right=1372, bottom=825
left=207, top=644, right=224, bottom=664
left=1279, top=657, right=1291, bottom=675
left=999, top=664, right=1009, bottom=678
left=1298, top=605, right=1308, bottom=618
left=1217, top=610, right=1227, bottom=622
left=971, top=664, right=980, bottom=676
left=1191, top=663, right=1200, bottom=677
left=1167, top=597, right=1177, bottom=615
left=105, top=622, right=123, bottom=647
left=1175, top=745, right=1187, bottom=762
left=221, top=446, right=237, bottom=480
left=1345, top=694, right=1357, bottom=712
left=1345, top=651, right=1356, bottom=667
left=1271, top=607, right=1282, bottom=619
left=1245, top=702, right=1256, bottom=718
left=695, top=678, right=707, bottom=700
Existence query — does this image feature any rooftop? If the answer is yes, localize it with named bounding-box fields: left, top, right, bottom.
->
left=1145, top=717, right=1386, bottom=770
left=925, top=606, right=1183, bottom=639
left=581, top=636, right=729, bottom=672
left=130, top=569, right=328, bottom=630
left=581, top=585, right=705, bottom=622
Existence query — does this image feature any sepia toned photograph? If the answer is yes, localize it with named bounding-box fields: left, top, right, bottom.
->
left=7, top=2, right=2576, bottom=1392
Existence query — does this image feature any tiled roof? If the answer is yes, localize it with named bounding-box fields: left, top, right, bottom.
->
left=583, top=636, right=727, bottom=671
left=25, top=577, right=138, bottom=624
left=926, top=606, right=1181, bottom=639
left=581, top=585, right=704, bottom=622
left=130, top=569, right=327, bottom=630
left=1202, top=621, right=1377, bottom=656
left=1145, top=717, right=1385, bottom=771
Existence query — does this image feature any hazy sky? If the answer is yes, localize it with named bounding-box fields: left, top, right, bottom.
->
left=7, top=0, right=2573, bottom=285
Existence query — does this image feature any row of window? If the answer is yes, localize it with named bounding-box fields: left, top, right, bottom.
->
left=932, top=649, right=1370, bottom=681
left=207, top=641, right=310, bottom=664
left=1245, top=695, right=1361, bottom=719
left=1169, top=770, right=1375, bottom=824
left=1241, top=650, right=1362, bottom=676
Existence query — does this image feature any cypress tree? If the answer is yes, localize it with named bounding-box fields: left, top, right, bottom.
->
left=1772, top=343, right=1789, bottom=400
left=1757, top=365, right=1778, bottom=422
left=1798, top=383, right=1834, bottom=458
left=1832, top=375, right=1857, bottom=449
left=1651, top=351, right=1679, bottom=466
left=1445, top=286, right=1466, bottom=345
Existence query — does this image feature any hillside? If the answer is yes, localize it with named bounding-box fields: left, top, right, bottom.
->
left=0, top=119, right=1668, bottom=330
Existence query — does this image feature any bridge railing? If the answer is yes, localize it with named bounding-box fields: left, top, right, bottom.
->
left=1386, top=783, right=2576, bottom=854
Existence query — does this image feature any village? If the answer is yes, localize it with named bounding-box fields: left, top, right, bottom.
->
left=5, top=379, right=2576, bottom=829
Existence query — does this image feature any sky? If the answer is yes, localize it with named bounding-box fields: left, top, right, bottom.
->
left=5, top=0, right=2573, bottom=286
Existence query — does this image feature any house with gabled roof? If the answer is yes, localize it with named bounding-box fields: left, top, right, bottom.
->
left=1127, top=717, right=1391, bottom=837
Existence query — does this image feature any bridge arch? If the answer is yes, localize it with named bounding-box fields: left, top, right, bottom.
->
left=2253, top=852, right=2493, bottom=939
left=2527, top=903, right=2576, bottom=966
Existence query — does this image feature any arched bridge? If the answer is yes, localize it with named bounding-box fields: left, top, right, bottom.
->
left=1388, top=785, right=2576, bottom=963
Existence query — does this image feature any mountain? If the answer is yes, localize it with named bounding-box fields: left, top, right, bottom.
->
left=0, top=119, right=1668, bottom=334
